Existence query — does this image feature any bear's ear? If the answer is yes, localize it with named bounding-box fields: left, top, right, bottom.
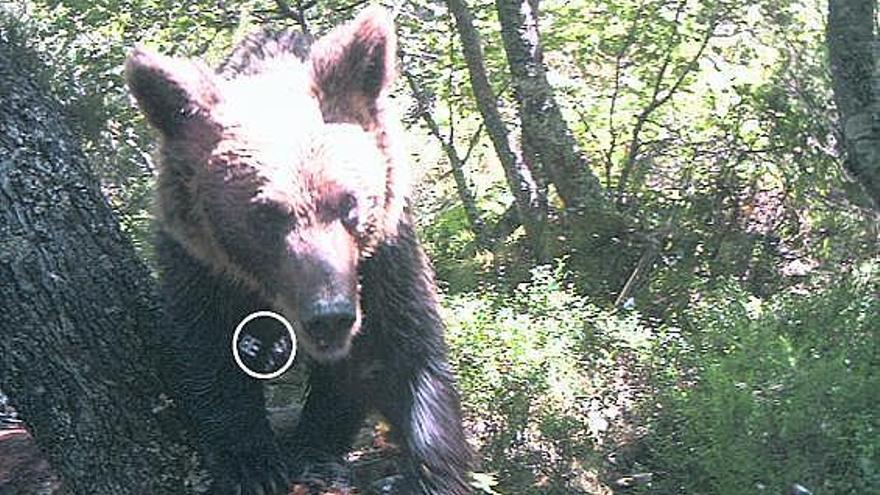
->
left=125, top=47, right=221, bottom=136
left=309, top=6, right=396, bottom=128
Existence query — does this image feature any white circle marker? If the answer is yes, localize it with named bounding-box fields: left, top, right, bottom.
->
left=232, top=310, right=297, bottom=380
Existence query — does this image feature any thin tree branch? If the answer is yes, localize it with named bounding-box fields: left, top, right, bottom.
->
left=461, top=123, right=485, bottom=165
left=605, top=2, right=645, bottom=189
left=403, top=67, right=488, bottom=243
left=617, top=6, right=720, bottom=202
left=331, top=0, right=370, bottom=14
left=274, top=0, right=316, bottom=33
left=446, top=0, right=550, bottom=260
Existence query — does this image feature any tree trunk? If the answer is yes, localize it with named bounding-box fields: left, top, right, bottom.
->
left=827, top=0, right=880, bottom=207
left=445, top=0, right=551, bottom=262
left=0, top=27, right=197, bottom=494
left=491, top=0, right=643, bottom=299
left=494, top=0, right=608, bottom=216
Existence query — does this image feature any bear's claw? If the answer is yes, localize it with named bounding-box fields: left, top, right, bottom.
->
left=209, top=449, right=290, bottom=495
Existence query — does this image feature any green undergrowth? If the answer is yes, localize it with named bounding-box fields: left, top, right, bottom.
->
left=442, top=261, right=879, bottom=494
left=639, top=261, right=879, bottom=495
left=443, top=264, right=653, bottom=493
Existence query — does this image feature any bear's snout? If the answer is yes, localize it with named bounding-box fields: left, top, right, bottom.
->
left=301, top=298, right=357, bottom=351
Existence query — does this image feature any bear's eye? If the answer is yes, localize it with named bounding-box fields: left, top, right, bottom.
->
left=340, top=194, right=359, bottom=230
left=252, top=202, right=293, bottom=232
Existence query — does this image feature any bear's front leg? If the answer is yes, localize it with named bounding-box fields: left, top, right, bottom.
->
left=358, top=222, right=473, bottom=494
left=290, top=341, right=472, bottom=494
left=178, top=346, right=289, bottom=495
left=370, top=357, right=472, bottom=495
left=157, top=233, right=289, bottom=495
left=285, top=364, right=367, bottom=492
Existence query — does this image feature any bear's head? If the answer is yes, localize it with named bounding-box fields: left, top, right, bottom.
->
left=125, top=7, right=407, bottom=362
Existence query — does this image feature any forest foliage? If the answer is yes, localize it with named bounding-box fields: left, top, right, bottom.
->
left=1, top=0, right=877, bottom=493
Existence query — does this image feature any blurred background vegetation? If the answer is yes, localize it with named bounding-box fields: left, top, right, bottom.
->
left=1, top=0, right=876, bottom=493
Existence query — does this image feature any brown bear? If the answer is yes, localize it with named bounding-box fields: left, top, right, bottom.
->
left=125, top=7, right=471, bottom=494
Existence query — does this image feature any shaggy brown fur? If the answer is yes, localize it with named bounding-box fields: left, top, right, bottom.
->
left=127, top=7, right=471, bottom=495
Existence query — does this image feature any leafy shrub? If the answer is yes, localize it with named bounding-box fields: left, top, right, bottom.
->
left=443, top=260, right=878, bottom=494
left=640, top=261, right=879, bottom=494
left=443, top=264, right=653, bottom=493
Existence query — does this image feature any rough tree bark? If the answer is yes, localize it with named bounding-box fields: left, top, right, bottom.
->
left=494, top=0, right=608, bottom=217
left=445, top=0, right=551, bottom=262
left=491, top=0, right=643, bottom=298
left=0, top=26, right=197, bottom=494
left=827, top=0, right=880, bottom=207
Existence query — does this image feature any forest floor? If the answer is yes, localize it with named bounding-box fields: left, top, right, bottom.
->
left=0, top=395, right=407, bottom=495
left=0, top=408, right=61, bottom=495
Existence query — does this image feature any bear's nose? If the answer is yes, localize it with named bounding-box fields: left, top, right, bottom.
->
left=302, top=300, right=356, bottom=344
